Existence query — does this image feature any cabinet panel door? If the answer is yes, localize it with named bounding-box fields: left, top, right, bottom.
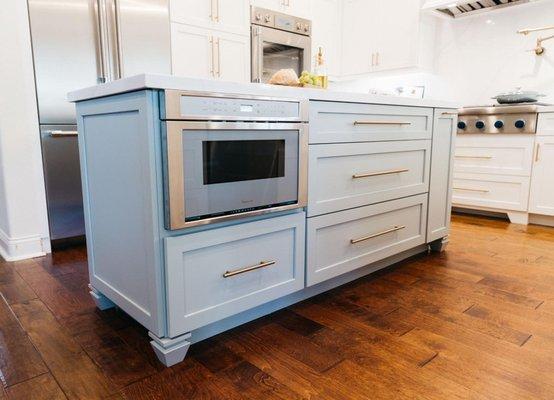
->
left=217, top=0, right=250, bottom=34
left=170, top=0, right=213, bottom=28
left=341, top=0, right=376, bottom=76
left=374, top=0, right=420, bottom=71
left=216, top=32, right=250, bottom=82
left=250, top=0, right=284, bottom=12
left=529, top=136, right=554, bottom=216
left=310, top=0, right=341, bottom=76
left=171, top=23, right=214, bottom=79
left=427, top=109, right=456, bottom=242
left=285, top=0, right=312, bottom=18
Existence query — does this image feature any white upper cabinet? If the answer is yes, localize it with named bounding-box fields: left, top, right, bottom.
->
left=171, top=0, right=250, bottom=35
left=340, top=0, right=423, bottom=76
left=251, top=0, right=311, bottom=18
left=171, top=23, right=250, bottom=82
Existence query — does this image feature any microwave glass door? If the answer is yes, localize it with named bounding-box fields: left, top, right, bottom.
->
left=174, top=125, right=300, bottom=223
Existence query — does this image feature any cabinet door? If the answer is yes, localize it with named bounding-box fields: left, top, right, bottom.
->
left=427, top=109, right=456, bottom=242
left=170, top=0, right=213, bottom=28
left=310, top=0, right=341, bottom=76
left=285, top=0, right=312, bottom=18
left=216, top=31, right=250, bottom=82
left=341, top=0, right=376, bottom=76
left=171, top=23, right=214, bottom=79
left=217, top=0, right=250, bottom=34
left=251, top=0, right=284, bottom=12
left=171, top=0, right=249, bottom=34
left=373, top=0, right=420, bottom=72
left=529, top=137, right=554, bottom=216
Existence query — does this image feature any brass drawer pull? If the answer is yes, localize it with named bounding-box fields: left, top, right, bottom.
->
left=453, top=187, right=490, bottom=193
left=441, top=111, right=458, bottom=116
left=352, top=168, right=409, bottom=179
left=351, top=225, right=406, bottom=244
left=353, top=120, right=412, bottom=126
left=223, top=260, right=276, bottom=278
left=455, top=155, right=493, bottom=159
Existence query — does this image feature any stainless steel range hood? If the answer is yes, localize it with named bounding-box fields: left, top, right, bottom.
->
left=422, top=0, right=534, bottom=18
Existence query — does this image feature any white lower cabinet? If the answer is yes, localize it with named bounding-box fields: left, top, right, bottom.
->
left=171, top=23, right=250, bottom=82
left=308, top=140, right=431, bottom=216
left=164, top=212, right=305, bottom=337
left=529, top=136, right=554, bottom=216
left=306, top=194, right=428, bottom=286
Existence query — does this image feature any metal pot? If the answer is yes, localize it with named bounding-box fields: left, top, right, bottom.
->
left=492, top=88, right=546, bottom=104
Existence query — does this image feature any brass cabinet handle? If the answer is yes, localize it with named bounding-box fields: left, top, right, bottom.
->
left=442, top=111, right=458, bottom=116
left=454, top=155, right=493, bottom=159
left=535, top=143, right=541, bottom=162
left=216, top=37, right=221, bottom=77
left=47, top=130, right=78, bottom=137
left=215, top=0, right=220, bottom=22
left=352, top=168, right=409, bottom=179
left=453, top=187, right=490, bottom=193
left=223, top=260, right=276, bottom=278
left=209, top=36, right=215, bottom=77
left=353, top=120, right=412, bottom=126
left=351, top=225, right=406, bottom=244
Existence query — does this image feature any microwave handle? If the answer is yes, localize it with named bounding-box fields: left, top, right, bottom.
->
left=251, top=26, right=263, bottom=83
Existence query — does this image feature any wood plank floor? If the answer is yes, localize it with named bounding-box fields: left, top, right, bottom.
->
left=1, top=213, right=554, bottom=399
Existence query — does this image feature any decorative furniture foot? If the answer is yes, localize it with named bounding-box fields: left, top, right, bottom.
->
left=507, top=211, right=529, bottom=225
left=429, top=236, right=449, bottom=252
left=149, top=332, right=191, bottom=367
left=88, top=284, right=115, bottom=310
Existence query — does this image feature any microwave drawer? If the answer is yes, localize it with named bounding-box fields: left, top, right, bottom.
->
left=306, top=194, right=427, bottom=286
left=452, top=173, right=530, bottom=212
left=309, top=101, right=433, bottom=144
left=164, top=212, right=305, bottom=337
left=308, top=140, right=431, bottom=216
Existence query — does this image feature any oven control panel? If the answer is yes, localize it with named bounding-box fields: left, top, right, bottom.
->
left=163, top=91, right=303, bottom=121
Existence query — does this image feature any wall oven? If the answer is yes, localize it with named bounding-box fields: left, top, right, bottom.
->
left=251, top=7, right=312, bottom=83
left=162, top=90, right=308, bottom=230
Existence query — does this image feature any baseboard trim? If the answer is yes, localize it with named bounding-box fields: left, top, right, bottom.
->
left=0, top=228, right=50, bottom=262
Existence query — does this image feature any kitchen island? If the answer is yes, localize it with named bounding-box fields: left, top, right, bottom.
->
left=69, top=74, right=458, bottom=367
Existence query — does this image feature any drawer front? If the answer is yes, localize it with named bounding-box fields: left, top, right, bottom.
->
left=308, top=141, right=430, bottom=217
left=452, top=173, right=530, bottom=212
left=538, top=113, right=554, bottom=136
left=165, top=212, right=305, bottom=336
left=306, top=194, right=427, bottom=286
left=454, top=135, right=534, bottom=176
left=309, top=101, right=433, bottom=144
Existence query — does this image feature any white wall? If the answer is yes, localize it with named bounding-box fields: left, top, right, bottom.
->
left=333, top=0, right=554, bottom=106
left=0, top=0, right=51, bottom=261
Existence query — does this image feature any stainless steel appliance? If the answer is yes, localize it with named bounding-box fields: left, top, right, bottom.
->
left=456, top=104, right=550, bottom=135
left=28, top=0, right=171, bottom=242
left=251, top=7, right=312, bottom=83
left=162, top=91, right=308, bottom=230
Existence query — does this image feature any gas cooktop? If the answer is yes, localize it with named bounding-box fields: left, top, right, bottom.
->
left=456, top=103, right=551, bottom=134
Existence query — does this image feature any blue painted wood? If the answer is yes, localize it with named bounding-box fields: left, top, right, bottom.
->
left=76, top=90, right=166, bottom=336
left=165, top=212, right=305, bottom=337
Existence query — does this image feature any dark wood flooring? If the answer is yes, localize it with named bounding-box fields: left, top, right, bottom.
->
left=1, top=214, right=554, bottom=399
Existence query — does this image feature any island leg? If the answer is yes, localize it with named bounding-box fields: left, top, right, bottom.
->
left=149, top=332, right=192, bottom=367
left=429, top=236, right=449, bottom=252
left=88, top=284, right=115, bottom=310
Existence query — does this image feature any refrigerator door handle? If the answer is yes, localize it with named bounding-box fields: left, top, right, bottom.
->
left=97, top=0, right=113, bottom=82
left=93, top=0, right=107, bottom=83
left=112, top=0, right=124, bottom=79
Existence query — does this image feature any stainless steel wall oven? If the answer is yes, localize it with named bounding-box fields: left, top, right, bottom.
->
left=162, top=90, right=308, bottom=230
left=251, top=7, right=312, bottom=83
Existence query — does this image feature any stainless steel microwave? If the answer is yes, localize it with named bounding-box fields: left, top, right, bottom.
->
left=162, top=90, right=308, bottom=230
left=251, top=7, right=312, bottom=83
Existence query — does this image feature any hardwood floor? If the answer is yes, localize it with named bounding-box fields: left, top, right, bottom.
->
left=1, top=213, right=554, bottom=399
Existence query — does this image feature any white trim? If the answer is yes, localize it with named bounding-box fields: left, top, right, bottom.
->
left=0, top=228, right=49, bottom=262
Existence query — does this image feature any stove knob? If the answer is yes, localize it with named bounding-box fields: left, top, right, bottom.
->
left=255, top=13, right=262, bottom=21
left=457, top=121, right=467, bottom=130
left=296, top=22, right=302, bottom=30
left=515, top=119, right=526, bottom=129
left=494, top=120, right=504, bottom=129
left=304, top=25, right=310, bottom=33
left=475, top=120, right=486, bottom=130
left=264, top=14, right=271, bottom=23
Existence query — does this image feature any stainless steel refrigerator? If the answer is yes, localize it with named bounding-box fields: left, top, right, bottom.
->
left=28, top=0, right=171, bottom=243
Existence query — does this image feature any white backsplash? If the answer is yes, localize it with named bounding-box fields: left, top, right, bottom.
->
left=332, top=0, right=554, bottom=106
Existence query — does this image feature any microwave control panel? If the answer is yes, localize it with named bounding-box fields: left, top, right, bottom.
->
left=175, top=95, right=302, bottom=121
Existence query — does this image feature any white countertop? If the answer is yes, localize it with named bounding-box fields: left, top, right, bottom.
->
left=68, top=74, right=459, bottom=109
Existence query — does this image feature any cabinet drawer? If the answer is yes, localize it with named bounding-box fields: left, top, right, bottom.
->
left=452, top=173, right=530, bottom=212
left=165, top=212, right=305, bottom=337
left=309, top=101, right=433, bottom=143
left=308, top=141, right=430, bottom=216
left=454, top=135, right=534, bottom=176
left=306, top=194, right=427, bottom=286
